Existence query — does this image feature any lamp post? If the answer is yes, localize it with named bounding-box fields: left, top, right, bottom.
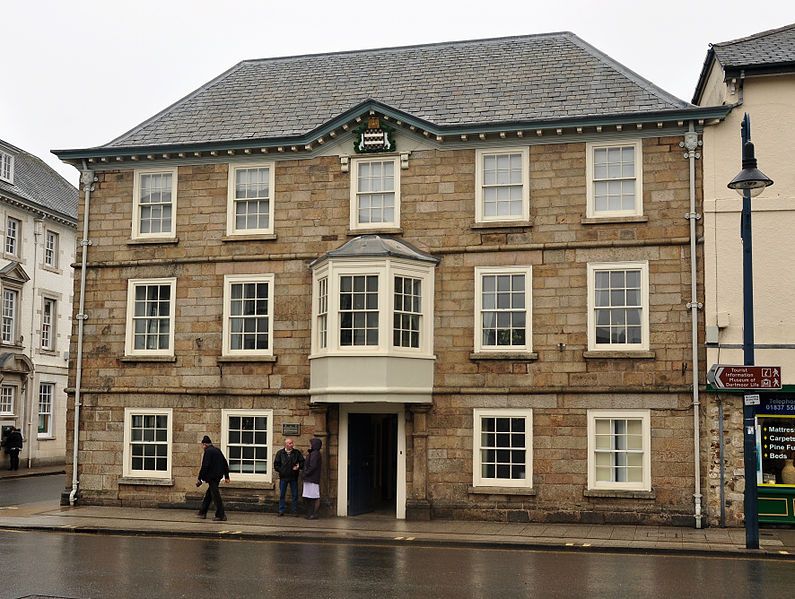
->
left=727, top=113, right=774, bottom=550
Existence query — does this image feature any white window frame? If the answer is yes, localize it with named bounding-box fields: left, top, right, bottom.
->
left=475, top=147, right=530, bottom=224
left=40, top=296, right=57, bottom=351
left=125, top=278, right=177, bottom=357
left=587, top=261, right=649, bottom=352
left=1, top=286, right=19, bottom=346
left=221, top=409, right=274, bottom=483
left=226, top=161, right=275, bottom=236
left=122, top=407, right=173, bottom=479
left=311, top=259, right=435, bottom=358
left=586, top=140, right=643, bottom=218
left=0, top=151, right=13, bottom=184
left=222, top=274, right=275, bottom=357
left=0, top=384, right=16, bottom=415
left=587, top=409, right=651, bottom=491
left=44, top=229, right=59, bottom=268
left=474, top=266, right=533, bottom=354
left=349, top=156, right=401, bottom=231
left=131, top=167, right=178, bottom=240
left=5, top=216, right=20, bottom=257
left=38, top=382, right=55, bottom=438
left=472, top=408, right=533, bottom=489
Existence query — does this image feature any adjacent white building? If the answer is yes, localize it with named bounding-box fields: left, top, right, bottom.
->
left=0, top=139, right=77, bottom=467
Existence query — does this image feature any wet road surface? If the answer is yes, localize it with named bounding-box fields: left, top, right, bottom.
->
left=0, top=474, right=64, bottom=507
left=1, top=530, right=793, bottom=599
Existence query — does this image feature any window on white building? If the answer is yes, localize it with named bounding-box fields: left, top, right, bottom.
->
left=227, top=163, right=275, bottom=235
left=474, top=266, right=532, bottom=353
left=44, top=230, right=59, bottom=268
left=473, top=408, right=532, bottom=488
left=5, top=217, right=20, bottom=257
left=588, top=409, right=651, bottom=491
left=123, top=408, right=172, bottom=479
left=1, top=287, right=18, bottom=345
left=222, top=274, right=274, bottom=356
left=393, top=276, right=422, bottom=349
left=350, top=158, right=400, bottom=230
left=41, top=297, right=56, bottom=351
left=339, top=274, right=379, bottom=346
left=587, top=261, right=649, bottom=352
left=221, top=409, right=274, bottom=482
left=317, top=277, right=328, bottom=350
left=0, top=385, right=15, bottom=415
left=475, top=148, right=529, bottom=223
left=132, top=168, right=177, bottom=239
left=125, top=278, right=176, bottom=356
left=38, top=383, right=54, bottom=437
left=0, top=151, right=13, bottom=183
left=586, top=141, right=643, bottom=217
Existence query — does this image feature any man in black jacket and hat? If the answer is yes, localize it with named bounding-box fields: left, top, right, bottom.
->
left=196, top=435, right=230, bottom=521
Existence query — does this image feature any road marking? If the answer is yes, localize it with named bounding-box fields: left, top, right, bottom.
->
left=406, top=537, right=415, bottom=541
left=583, top=543, right=592, bottom=547
left=0, top=506, right=19, bottom=510
left=779, top=550, right=790, bottom=555
left=565, top=542, right=574, bottom=546
left=394, top=536, right=404, bottom=540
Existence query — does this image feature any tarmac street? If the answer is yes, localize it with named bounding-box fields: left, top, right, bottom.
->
left=2, top=530, right=795, bottom=599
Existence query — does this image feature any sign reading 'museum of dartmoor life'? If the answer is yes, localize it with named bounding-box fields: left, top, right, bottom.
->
left=707, top=365, right=782, bottom=390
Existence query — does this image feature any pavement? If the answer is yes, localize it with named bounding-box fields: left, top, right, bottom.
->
left=2, top=466, right=794, bottom=559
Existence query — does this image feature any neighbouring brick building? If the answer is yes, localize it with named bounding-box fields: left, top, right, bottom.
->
left=55, top=33, right=730, bottom=524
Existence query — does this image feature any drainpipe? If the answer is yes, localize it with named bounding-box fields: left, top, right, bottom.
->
left=26, top=219, right=43, bottom=468
left=682, top=123, right=703, bottom=528
left=69, top=165, right=94, bottom=506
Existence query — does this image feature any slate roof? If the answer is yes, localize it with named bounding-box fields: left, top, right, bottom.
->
left=101, top=32, right=691, bottom=150
left=711, top=22, right=795, bottom=69
left=312, top=235, right=439, bottom=266
left=693, top=23, right=795, bottom=103
left=0, top=139, right=78, bottom=223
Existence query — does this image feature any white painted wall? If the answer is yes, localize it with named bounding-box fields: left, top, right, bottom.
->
left=0, top=202, right=76, bottom=464
left=701, top=71, right=795, bottom=382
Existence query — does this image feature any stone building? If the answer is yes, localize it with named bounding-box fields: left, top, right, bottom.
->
left=55, top=33, right=729, bottom=524
left=694, top=23, right=795, bottom=526
left=0, top=138, right=77, bottom=467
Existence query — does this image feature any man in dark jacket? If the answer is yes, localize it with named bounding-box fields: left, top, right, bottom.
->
left=273, top=438, right=304, bottom=516
left=302, top=437, right=322, bottom=519
left=5, top=427, right=23, bottom=471
left=196, top=435, right=230, bottom=521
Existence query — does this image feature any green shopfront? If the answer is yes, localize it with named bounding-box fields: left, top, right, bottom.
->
left=756, top=394, right=795, bottom=524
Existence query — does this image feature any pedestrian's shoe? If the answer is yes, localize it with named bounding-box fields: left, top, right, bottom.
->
left=213, top=516, right=227, bottom=521
left=196, top=511, right=207, bottom=519
left=277, top=512, right=285, bottom=517
left=308, top=513, right=318, bottom=520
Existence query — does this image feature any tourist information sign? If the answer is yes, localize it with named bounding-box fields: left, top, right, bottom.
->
left=707, top=365, right=782, bottom=390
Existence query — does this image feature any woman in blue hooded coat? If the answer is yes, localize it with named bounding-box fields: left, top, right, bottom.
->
left=302, top=437, right=322, bottom=519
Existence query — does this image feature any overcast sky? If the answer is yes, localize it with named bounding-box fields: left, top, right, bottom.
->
left=2, top=0, right=793, bottom=186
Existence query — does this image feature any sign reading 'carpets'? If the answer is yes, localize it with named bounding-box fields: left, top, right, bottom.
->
left=354, top=116, right=396, bottom=153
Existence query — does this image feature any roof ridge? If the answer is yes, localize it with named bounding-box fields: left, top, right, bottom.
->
left=714, top=22, right=795, bottom=47
left=238, top=31, right=575, bottom=65
left=566, top=33, right=689, bottom=108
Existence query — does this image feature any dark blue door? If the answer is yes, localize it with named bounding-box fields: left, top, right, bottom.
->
left=348, top=413, right=373, bottom=516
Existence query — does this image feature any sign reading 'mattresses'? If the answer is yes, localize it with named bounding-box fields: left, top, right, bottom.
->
left=707, top=365, right=782, bottom=390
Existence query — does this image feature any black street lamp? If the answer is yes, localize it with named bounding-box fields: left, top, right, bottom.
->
left=727, top=113, right=774, bottom=550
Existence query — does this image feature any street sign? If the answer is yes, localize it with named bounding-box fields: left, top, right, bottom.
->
left=707, top=364, right=782, bottom=390
left=744, top=393, right=761, bottom=406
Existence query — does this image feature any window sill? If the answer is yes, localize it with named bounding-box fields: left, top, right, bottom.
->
left=38, top=349, right=58, bottom=357
left=581, top=216, right=648, bottom=225
left=120, top=355, right=177, bottom=363
left=468, top=486, right=536, bottom=496
left=118, top=477, right=174, bottom=486
left=471, top=220, right=533, bottom=230
left=216, top=355, right=277, bottom=363
left=1, top=343, right=24, bottom=351
left=127, top=237, right=179, bottom=246
left=470, top=352, right=538, bottom=362
left=37, top=436, right=56, bottom=441
left=224, top=480, right=275, bottom=490
left=3, top=253, right=20, bottom=261
left=583, top=489, right=655, bottom=500
left=221, top=234, right=277, bottom=242
left=582, top=350, right=655, bottom=360
left=41, top=264, right=62, bottom=275
left=347, top=227, right=403, bottom=236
